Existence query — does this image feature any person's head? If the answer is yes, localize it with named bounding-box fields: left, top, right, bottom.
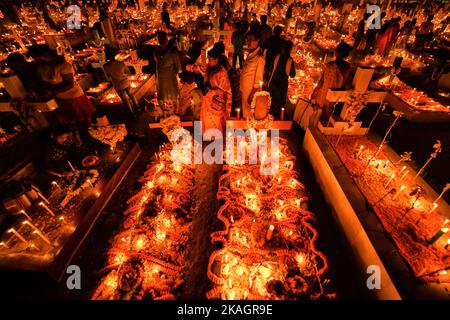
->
left=427, top=14, right=434, bottom=22
left=28, top=44, right=57, bottom=62
left=235, top=21, right=242, bottom=31
left=51, top=125, right=71, bottom=145
left=6, top=53, right=27, bottom=70
left=157, top=31, right=168, bottom=47
left=212, top=41, right=225, bottom=56
left=273, top=25, right=283, bottom=37
left=207, top=47, right=222, bottom=68
left=104, top=45, right=117, bottom=61
left=261, top=15, right=268, bottom=25
left=246, top=29, right=261, bottom=50
left=335, top=41, right=352, bottom=60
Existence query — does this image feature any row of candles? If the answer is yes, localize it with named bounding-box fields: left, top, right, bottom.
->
left=354, top=142, right=450, bottom=247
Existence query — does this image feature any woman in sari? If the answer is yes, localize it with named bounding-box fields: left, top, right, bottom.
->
left=309, top=42, right=352, bottom=125
left=39, top=53, right=95, bottom=126
left=200, top=47, right=232, bottom=135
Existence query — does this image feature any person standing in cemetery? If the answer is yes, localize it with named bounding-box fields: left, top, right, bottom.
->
left=232, top=21, right=246, bottom=69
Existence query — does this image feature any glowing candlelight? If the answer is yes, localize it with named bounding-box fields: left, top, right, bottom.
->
left=0, top=242, right=9, bottom=249
left=384, top=173, right=396, bottom=189
left=67, top=161, right=75, bottom=172
left=427, top=227, right=449, bottom=245
left=20, top=210, right=32, bottom=221
left=445, top=239, right=450, bottom=250
left=392, top=185, right=406, bottom=200
left=8, top=228, right=28, bottom=245
left=356, top=145, right=364, bottom=159
left=399, top=170, right=409, bottom=182
left=399, top=166, right=407, bottom=174
left=259, top=81, right=263, bottom=91
left=39, top=201, right=55, bottom=216
left=266, top=224, right=275, bottom=241
left=383, top=160, right=390, bottom=169
left=428, top=202, right=438, bottom=214
left=23, top=221, right=52, bottom=246
left=87, top=179, right=94, bottom=188
left=280, top=108, right=285, bottom=120
left=51, top=181, right=61, bottom=190
left=37, top=191, right=50, bottom=204
left=236, top=108, right=240, bottom=120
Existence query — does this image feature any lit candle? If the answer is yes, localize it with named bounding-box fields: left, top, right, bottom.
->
left=51, top=181, right=61, bottom=190
left=392, top=185, right=406, bottom=200
left=67, top=161, right=75, bottom=172
left=383, top=160, right=390, bottom=169
left=86, top=179, right=94, bottom=188
left=428, top=202, right=438, bottom=214
left=427, top=227, right=449, bottom=245
left=259, top=81, right=263, bottom=91
left=399, top=170, right=409, bottom=182
left=0, top=242, right=9, bottom=249
left=356, top=145, right=364, bottom=159
left=399, top=166, right=407, bottom=175
left=236, top=108, right=240, bottom=120
left=280, top=108, right=285, bottom=120
left=445, top=239, right=450, bottom=250
left=266, top=224, right=275, bottom=241
left=22, top=221, right=52, bottom=246
left=384, top=173, right=396, bottom=189
left=8, top=228, right=28, bottom=245
left=39, top=202, right=55, bottom=216
left=20, top=210, right=32, bottom=221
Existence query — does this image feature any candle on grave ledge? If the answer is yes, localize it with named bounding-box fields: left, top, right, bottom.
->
left=392, top=185, right=406, bottom=200
left=23, top=221, right=52, bottom=246
left=384, top=173, right=396, bottom=189
left=39, top=202, right=55, bottom=216
left=445, top=239, right=450, bottom=250
left=399, top=166, right=407, bottom=175
left=67, top=161, right=75, bottom=172
left=259, top=81, right=263, bottom=91
left=428, top=202, right=438, bottom=214
left=266, top=224, right=275, bottom=241
left=356, top=145, right=364, bottom=159
left=280, top=108, right=285, bottom=120
left=0, top=241, right=9, bottom=249
left=51, top=181, right=61, bottom=190
left=236, top=108, right=240, bottom=120
left=427, top=227, right=449, bottom=245
left=8, top=228, right=28, bottom=245
left=399, top=170, right=409, bottom=182
left=87, top=179, right=94, bottom=188
left=383, top=160, right=390, bottom=169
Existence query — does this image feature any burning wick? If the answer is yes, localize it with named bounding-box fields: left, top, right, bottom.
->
left=0, top=242, right=9, bottom=249
left=392, top=185, right=406, bottom=201
left=384, top=174, right=396, bottom=189
left=266, top=225, right=275, bottom=241
left=445, top=239, right=450, bottom=250
left=39, top=202, right=55, bottom=216
left=427, top=227, right=449, bottom=245
left=428, top=202, right=438, bottom=214
left=259, top=81, right=263, bottom=91
left=87, top=179, right=94, bottom=188
left=280, top=108, right=285, bottom=121
left=8, top=228, right=28, bottom=245
left=236, top=108, right=240, bottom=120
left=51, top=181, right=61, bottom=190
left=20, top=210, right=32, bottom=221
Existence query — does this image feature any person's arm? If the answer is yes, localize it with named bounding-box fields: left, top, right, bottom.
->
left=289, top=57, right=296, bottom=77
left=50, top=62, right=75, bottom=93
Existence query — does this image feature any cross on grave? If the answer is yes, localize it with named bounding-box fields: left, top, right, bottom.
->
left=318, top=66, right=387, bottom=135
left=200, top=1, right=231, bottom=42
